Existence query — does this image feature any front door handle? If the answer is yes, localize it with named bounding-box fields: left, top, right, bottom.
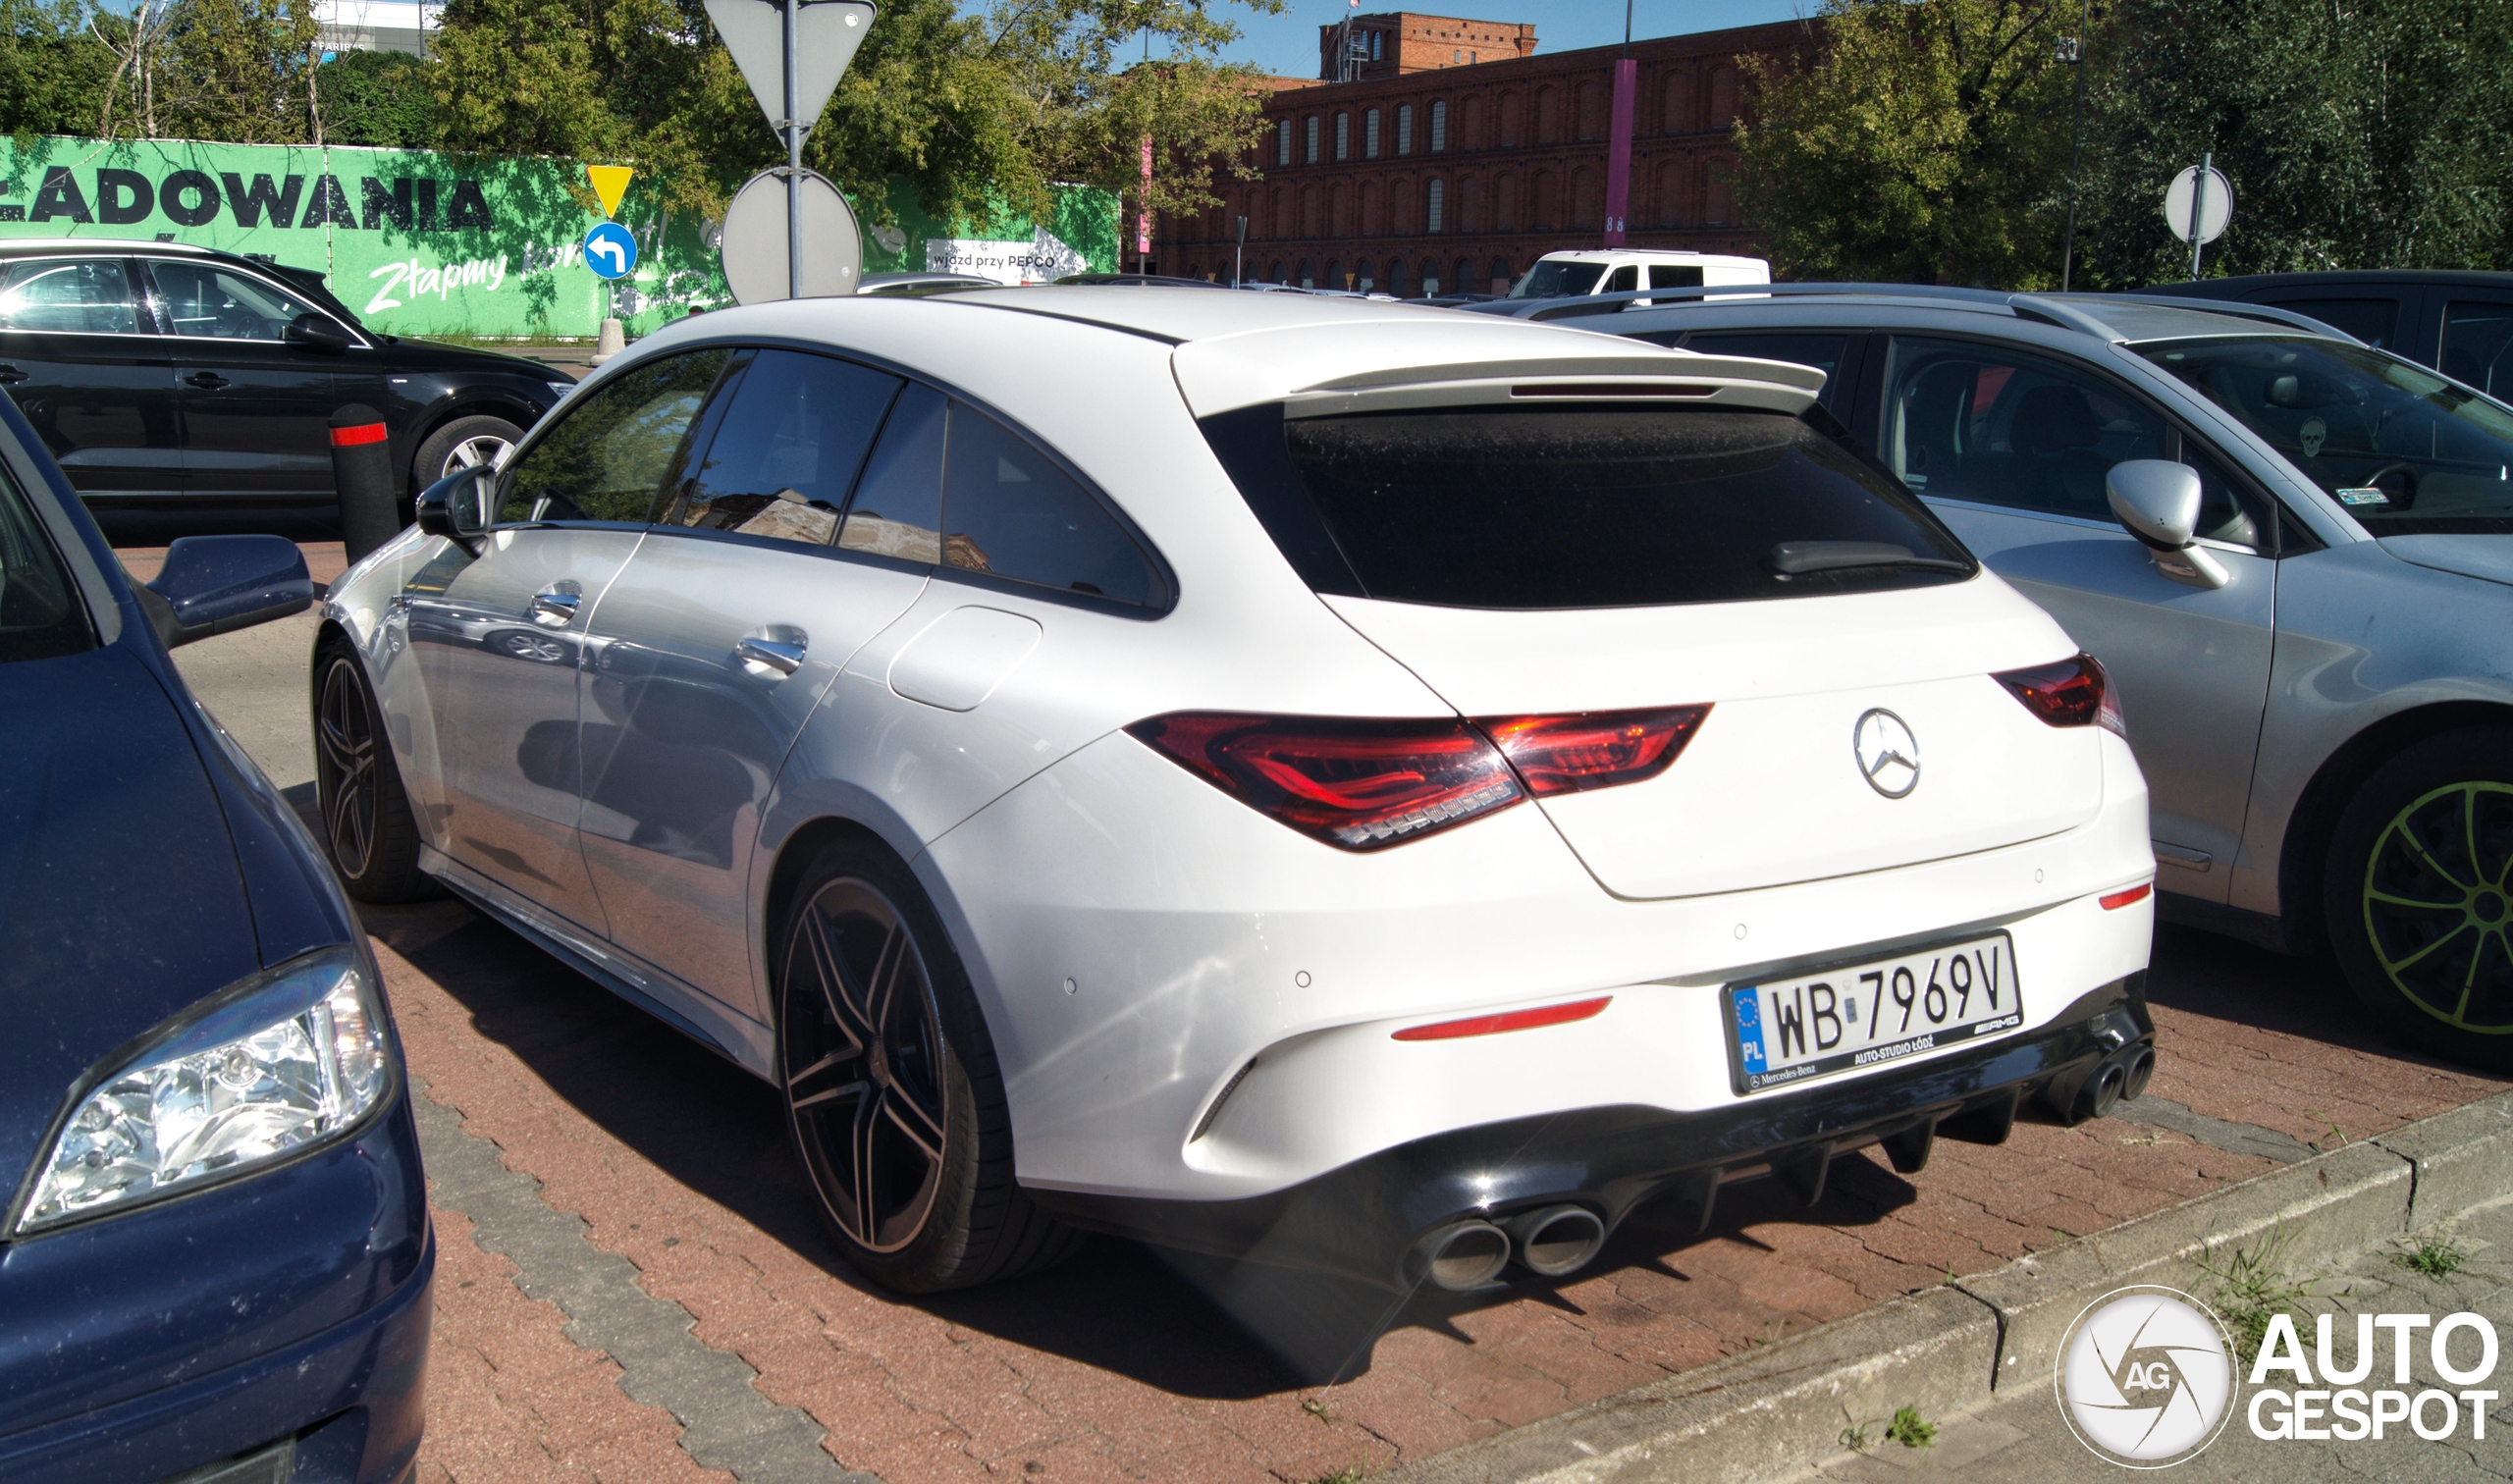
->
left=0, top=365, right=27, bottom=387
left=184, top=371, right=231, bottom=391
left=734, top=635, right=806, bottom=675
left=529, top=588, right=582, bottom=627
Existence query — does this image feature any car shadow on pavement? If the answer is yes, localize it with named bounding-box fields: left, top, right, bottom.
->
left=360, top=895, right=1937, bottom=1391
left=2145, top=921, right=2469, bottom=1072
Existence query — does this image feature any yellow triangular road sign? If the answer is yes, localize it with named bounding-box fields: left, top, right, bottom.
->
left=587, top=165, right=634, bottom=219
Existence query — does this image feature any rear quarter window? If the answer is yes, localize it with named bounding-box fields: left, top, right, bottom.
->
left=1203, top=402, right=1974, bottom=610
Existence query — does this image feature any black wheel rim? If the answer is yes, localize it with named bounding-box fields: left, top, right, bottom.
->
left=316, top=657, right=379, bottom=877
left=2363, top=781, right=2513, bottom=1034
left=782, top=878, right=949, bottom=1253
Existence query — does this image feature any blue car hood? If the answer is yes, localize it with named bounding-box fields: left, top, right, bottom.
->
left=0, top=641, right=259, bottom=1194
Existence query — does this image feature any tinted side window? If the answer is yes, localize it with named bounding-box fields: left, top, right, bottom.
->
left=0, top=459, right=91, bottom=662
left=2440, top=301, right=2513, bottom=398
left=1682, top=331, right=1851, bottom=409
left=503, top=349, right=729, bottom=524
left=838, top=383, right=945, bottom=561
left=1649, top=265, right=1703, bottom=290
left=2271, top=297, right=2401, bottom=350
left=941, top=402, right=1163, bottom=606
left=668, top=350, right=901, bottom=546
left=0, top=259, right=139, bottom=335
left=1886, top=337, right=2166, bottom=520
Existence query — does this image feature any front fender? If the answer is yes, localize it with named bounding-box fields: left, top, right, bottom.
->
left=319, top=526, right=466, bottom=847
left=2237, top=541, right=2513, bottom=918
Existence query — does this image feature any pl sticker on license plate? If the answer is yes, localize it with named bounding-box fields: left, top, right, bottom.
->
left=1727, top=935, right=2022, bottom=1093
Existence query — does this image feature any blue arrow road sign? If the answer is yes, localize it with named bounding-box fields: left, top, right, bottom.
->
left=582, top=222, right=638, bottom=281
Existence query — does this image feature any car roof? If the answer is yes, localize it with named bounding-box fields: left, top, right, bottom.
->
left=0, top=237, right=228, bottom=259
left=615, top=285, right=1829, bottom=420
left=1485, top=283, right=2350, bottom=346
left=2140, top=269, right=2513, bottom=294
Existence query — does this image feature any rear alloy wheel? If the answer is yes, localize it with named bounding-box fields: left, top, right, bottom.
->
left=2326, top=726, right=2513, bottom=1071
left=314, top=645, right=436, bottom=902
left=775, top=839, right=1080, bottom=1291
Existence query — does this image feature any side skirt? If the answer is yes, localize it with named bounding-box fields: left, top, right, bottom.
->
left=419, top=845, right=777, bottom=1081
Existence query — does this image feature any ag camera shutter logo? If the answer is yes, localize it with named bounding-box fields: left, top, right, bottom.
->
left=2056, top=1287, right=2239, bottom=1466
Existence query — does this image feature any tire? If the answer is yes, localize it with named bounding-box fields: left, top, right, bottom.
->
left=411, top=414, right=523, bottom=495
left=2324, top=725, right=2513, bottom=1072
left=775, top=836, right=1082, bottom=1292
left=313, top=641, right=438, bottom=903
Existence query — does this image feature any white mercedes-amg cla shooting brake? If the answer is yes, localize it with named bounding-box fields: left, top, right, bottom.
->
left=314, top=288, right=2157, bottom=1295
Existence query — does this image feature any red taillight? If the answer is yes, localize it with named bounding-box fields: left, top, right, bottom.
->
left=2101, top=882, right=2153, bottom=911
left=1474, top=706, right=1712, bottom=797
left=1126, top=713, right=1524, bottom=850
left=1392, top=996, right=1612, bottom=1041
left=1994, top=654, right=2125, bottom=736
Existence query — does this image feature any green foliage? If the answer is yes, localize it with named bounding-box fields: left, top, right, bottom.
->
left=1884, top=1405, right=1938, bottom=1449
left=318, top=47, right=435, bottom=147
left=2073, top=0, right=2513, bottom=286
left=0, top=0, right=119, bottom=139
left=2200, top=1229, right=2312, bottom=1358
left=2394, top=1233, right=2469, bottom=1279
left=1734, top=0, right=2079, bottom=287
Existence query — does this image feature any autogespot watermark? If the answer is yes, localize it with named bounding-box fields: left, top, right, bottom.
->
left=2057, top=1287, right=2239, bottom=1467
left=2056, top=1286, right=2503, bottom=1467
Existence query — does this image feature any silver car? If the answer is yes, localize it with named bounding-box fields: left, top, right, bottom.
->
left=1501, top=288, right=2513, bottom=1070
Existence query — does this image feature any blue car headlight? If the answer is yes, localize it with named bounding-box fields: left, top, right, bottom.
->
left=12, top=945, right=394, bottom=1236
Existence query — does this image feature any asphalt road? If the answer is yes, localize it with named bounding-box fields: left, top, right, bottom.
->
left=144, top=541, right=2513, bottom=1484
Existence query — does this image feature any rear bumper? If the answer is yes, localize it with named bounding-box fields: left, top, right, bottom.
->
left=1028, top=974, right=2151, bottom=1290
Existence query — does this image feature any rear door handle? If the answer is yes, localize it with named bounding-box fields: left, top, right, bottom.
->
left=0, top=365, right=27, bottom=387
left=734, top=635, right=806, bottom=675
left=184, top=371, right=231, bottom=391
left=529, top=588, right=582, bottom=627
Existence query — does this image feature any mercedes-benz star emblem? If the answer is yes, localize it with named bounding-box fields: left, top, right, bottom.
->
left=1853, top=709, right=1921, bottom=798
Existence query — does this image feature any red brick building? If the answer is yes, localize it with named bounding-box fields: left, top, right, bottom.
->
left=1156, top=12, right=1812, bottom=296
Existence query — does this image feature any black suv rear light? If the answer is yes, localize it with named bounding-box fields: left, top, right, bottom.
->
left=1127, top=714, right=1524, bottom=850
left=1994, top=654, right=2125, bottom=736
left=1475, top=706, right=1712, bottom=796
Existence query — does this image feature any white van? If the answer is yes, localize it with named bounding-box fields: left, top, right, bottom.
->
left=1510, top=249, right=1770, bottom=300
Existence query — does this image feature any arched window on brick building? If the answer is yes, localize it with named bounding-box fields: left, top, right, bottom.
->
left=1429, top=99, right=1449, bottom=152
left=1425, top=178, right=1445, bottom=234
left=1364, top=108, right=1381, bottom=159
left=1397, top=103, right=1415, bottom=155
left=1304, top=115, right=1319, bottom=163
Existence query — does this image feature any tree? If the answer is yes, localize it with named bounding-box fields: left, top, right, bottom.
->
left=422, top=0, right=1275, bottom=232
left=2073, top=0, right=2513, bottom=285
left=318, top=47, right=437, bottom=147
left=1735, top=0, right=2080, bottom=287
left=0, top=0, right=118, bottom=139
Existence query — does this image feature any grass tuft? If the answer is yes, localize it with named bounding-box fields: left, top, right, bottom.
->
left=2200, top=1227, right=2312, bottom=1356
left=2394, top=1234, right=2469, bottom=1280
left=1885, top=1405, right=1938, bottom=1449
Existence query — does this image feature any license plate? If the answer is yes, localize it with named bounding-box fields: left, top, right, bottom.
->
left=1725, top=934, right=2022, bottom=1094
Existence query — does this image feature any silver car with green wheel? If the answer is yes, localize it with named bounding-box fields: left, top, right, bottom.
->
left=1505, top=288, right=2513, bottom=1070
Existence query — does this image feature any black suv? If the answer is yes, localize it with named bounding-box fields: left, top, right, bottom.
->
left=2139, top=270, right=2513, bottom=398
left=0, top=238, right=567, bottom=511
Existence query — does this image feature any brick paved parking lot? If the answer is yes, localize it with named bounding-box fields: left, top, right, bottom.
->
left=143, top=540, right=2512, bottom=1484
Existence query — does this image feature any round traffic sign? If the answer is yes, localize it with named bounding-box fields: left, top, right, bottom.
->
left=721, top=170, right=861, bottom=304
left=582, top=221, right=639, bottom=281
left=2163, top=166, right=2233, bottom=245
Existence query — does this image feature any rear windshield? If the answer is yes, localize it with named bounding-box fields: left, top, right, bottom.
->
left=1203, top=403, right=1975, bottom=610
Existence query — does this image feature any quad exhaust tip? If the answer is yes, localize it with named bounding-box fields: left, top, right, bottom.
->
left=1508, top=1204, right=1606, bottom=1278
left=1417, top=1220, right=1512, bottom=1291
left=2044, top=1039, right=2156, bottom=1126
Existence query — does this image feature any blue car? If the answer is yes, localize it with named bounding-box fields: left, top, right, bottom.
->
left=0, top=389, right=431, bottom=1483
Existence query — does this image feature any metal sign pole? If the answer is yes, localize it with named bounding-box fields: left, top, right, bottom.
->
left=2188, top=150, right=2211, bottom=281
left=784, top=0, right=802, bottom=299
left=1234, top=215, right=1246, bottom=289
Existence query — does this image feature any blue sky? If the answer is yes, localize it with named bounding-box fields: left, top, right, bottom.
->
left=1206, top=2, right=1818, bottom=79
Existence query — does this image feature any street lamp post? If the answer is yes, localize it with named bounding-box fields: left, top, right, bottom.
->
left=2058, top=0, right=2092, bottom=292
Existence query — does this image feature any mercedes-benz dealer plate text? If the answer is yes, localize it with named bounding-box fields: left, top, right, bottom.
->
left=1725, top=935, right=2022, bottom=1093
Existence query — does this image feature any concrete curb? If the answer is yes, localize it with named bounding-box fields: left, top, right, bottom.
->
left=1378, top=1088, right=2513, bottom=1484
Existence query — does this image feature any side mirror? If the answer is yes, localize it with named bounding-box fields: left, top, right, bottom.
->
left=2105, top=459, right=2227, bottom=590
left=416, top=464, right=496, bottom=546
left=283, top=312, right=352, bottom=353
left=141, top=535, right=313, bottom=648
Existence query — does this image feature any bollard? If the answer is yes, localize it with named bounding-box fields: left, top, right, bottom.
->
left=331, top=404, right=400, bottom=565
